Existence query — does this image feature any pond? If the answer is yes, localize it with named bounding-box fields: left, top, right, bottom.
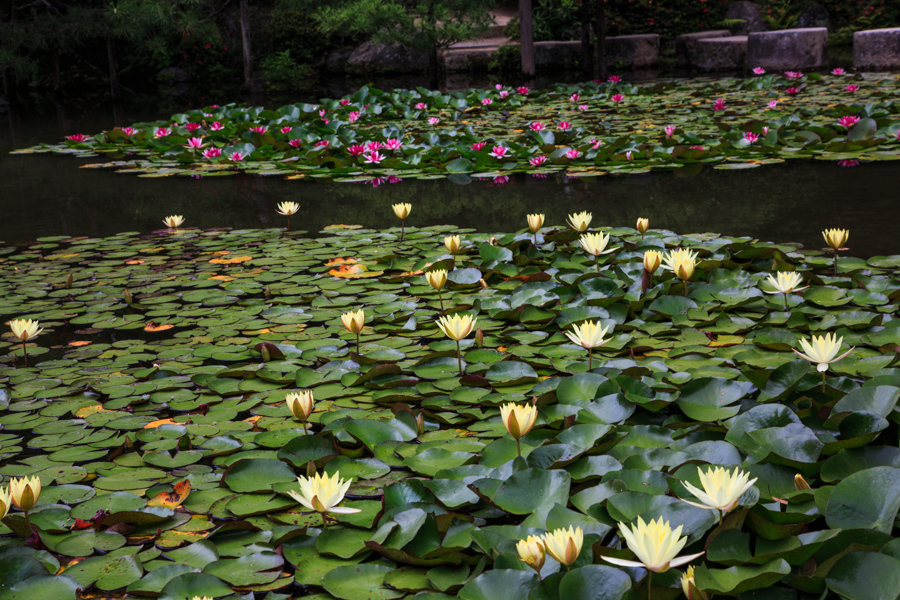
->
left=1, top=100, right=897, bottom=257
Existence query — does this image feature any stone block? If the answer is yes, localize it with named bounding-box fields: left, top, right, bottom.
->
left=534, top=41, right=582, bottom=67
left=694, top=36, right=748, bottom=71
left=854, top=28, right=900, bottom=69
left=606, top=34, right=660, bottom=69
left=347, top=42, right=429, bottom=72
left=675, top=30, right=733, bottom=67
left=747, top=28, right=828, bottom=70
left=726, top=2, right=767, bottom=36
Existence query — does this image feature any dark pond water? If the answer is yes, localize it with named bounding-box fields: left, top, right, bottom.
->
left=2, top=93, right=898, bottom=258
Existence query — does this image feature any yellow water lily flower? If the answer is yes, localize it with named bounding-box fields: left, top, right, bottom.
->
left=285, top=391, right=315, bottom=433
left=579, top=232, right=619, bottom=261
left=636, top=217, right=649, bottom=235
left=276, top=201, right=300, bottom=216
left=764, top=271, right=807, bottom=294
left=542, top=526, right=583, bottom=567
left=566, top=211, right=592, bottom=232
left=340, top=309, right=365, bottom=335
left=9, top=476, right=41, bottom=513
left=162, top=215, right=184, bottom=228
left=516, top=535, right=546, bottom=575
left=500, top=402, right=538, bottom=440
left=660, top=248, right=698, bottom=274
left=288, top=471, right=361, bottom=528
left=680, top=466, right=757, bottom=513
left=793, top=332, right=854, bottom=373
left=681, top=566, right=710, bottom=600
left=822, top=228, right=848, bottom=251
left=8, top=319, right=42, bottom=342
left=565, top=320, right=612, bottom=369
left=0, top=487, right=11, bottom=520
left=392, top=203, right=411, bottom=219
left=436, top=313, right=476, bottom=341
left=444, top=235, right=461, bottom=254
left=643, top=250, right=662, bottom=274
left=527, top=213, right=545, bottom=233
left=426, top=269, right=447, bottom=291
left=602, top=516, right=704, bottom=573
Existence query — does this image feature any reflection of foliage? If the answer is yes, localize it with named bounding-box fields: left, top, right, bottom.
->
left=261, top=50, right=316, bottom=93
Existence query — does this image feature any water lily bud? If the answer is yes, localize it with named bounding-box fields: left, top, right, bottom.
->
left=516, top=535, right=546, bottom=573
left=636, top=217, right=649, bottom=235
left=566, top=211, right=592, bottom=232
left=444, top=235, right=461, bottom=254
left=340, top=309, right=365, bottom=335
left=500, top=403, right=538, bottom=439
left=9, top=476, right=41, bottom=513
left=542, top=526, right=583, bottom=567
left=306, top=460, right=317, bottom=478
left=416, top=412, right=425, bottom=436
left=526, top=213, right=545, bottom=234
left=65, top=273, right=73, bottom=289
left=681, top=566, right=710, bottom=600
left=478, top=278, right=489, bottom=289
left=426, top=269, right=447, bottom=291
left=392, top=203, right=411, bottom=219
left=124, top=288, right=133, bottom=307
left=489, top=236, right=498, bottom=246
left=475, top=327, right=483, bottom=348
left=822, top=228, right=848, bottom=251
left=794, top=474, right=811, bottom=490
left=0, top=487, right=11, bottom=520
left=264, top=286, right=272, bottom=300
left=286, top=390, right=315, bottom=422
left=643, top=250, right=662, bottom=274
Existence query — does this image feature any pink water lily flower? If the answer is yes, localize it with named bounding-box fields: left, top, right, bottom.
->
left=369, top=177, right=385, bottom=187
left=752, top=67, right=766, bottom=75
left=493, top=175, right=510, bottom=184
left=499, top=90, right=509, bottom=99
left=611, top=94, right=624, bottom=103
left=319, top=109, right=327, bottom=117
left=185, top=122, right=202, bottom=131
left=895, top=131, right=900, bottom=141
left=210, top=121, right=224, bottom=131
left=565, top=148, right=581, bottom=159
left=322, top=118, right=330, bottom=124
left=664, top=125, right=676, bottom=137
left=558, top=121, right=572, bottom=130
left=837, top=159, right=859, bottom=167
left=281, top=126, right=293, bottom=134
left=832, top=67, right=846, bottom=75
left=289, top=139, right=303, bottom=148
left=713, top=98, right=726, bottom=111
left=154, top=127, right=171, bottom=137
left=690, top=145, right=705, bottom=150
left=471, top=141, right=487, bottom=151
left=517, top=86, right=530, bottom=94
left=415, top=102, right=427, bottom=110
left=202, top=147, right=222, bottom=159
left=230, top=151, right=245, bottom=161
left=348, top=111, right=360, bottom=122
left=529, top=155, right=547, bottom=166
left=845, top=84, right=860, bottom=93
left=785, top=71, right=803, bottom=78
left=768, top=100, right=779, bottom=108
left=387, top=175, right=402, bottom=184
left=250, top=126, right=268, bottom=134
left=531, top=173, right=548, bottom=179
left=495, top=83, right=503, bottom=90
left=209, top=104, right=219, bottom=109
left=625, top=151, right=634, bottom=161
left=384, top=138, right=403, bottom=150
left=121, top=127, right=137, bottom=136
left=428, top=117, right=439, bottom=125
left=489, top=145, right=509, bottom=159
left=529, top=122, right=545, bottom=131
left=315, top=140, right=329, bottom=148
left=363, top=151, right=385, bottom=164
left=743, top=131, right=760, bottom=143
left=838, top=115, right=860, bottom=127
left=570, top=93, right=580, bottom=102
left=608, top=75, right=621, bottom=83
left=786, top=87, right=799, bottom=94
left=762, top=126, right=769, bottom=135
left=66, top=134, right=88, bottom=142
left=340, top=99, right=351, bottom=106
left=186, top=137, right=204, bottom=150
left=481, top=98, right=492, bottom=106
left=365, top=141, right=383, bottom=152
left=578, top=104, right=589, bottom=111
left=591, top=139, right=603, bottom=149
left=347, top=144, right=365, bottom=156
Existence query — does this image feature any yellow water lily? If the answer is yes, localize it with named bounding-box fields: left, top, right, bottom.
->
left=793, top=333, right=854, bottom=373
left=643, top=250, right=662, bottom=274
left=566, top=211, right=592, bottom=232
left=527, top=213, right=544, bottom=233
left=8, top=319, right=41, bottom=342
left=680, top=466, right=757, bottom=515
left=341, top=309, right=365, bottom=354
left=444, top=235, right=461, bottom=254
left=579, top=232, right=619, bottom=272
left=542, top=526, right=583, bottom=568
left=681, top=566, right=710, bottom=600
left=516, top=535, right=546, bottom=577
left=764, top=271, right=808, bottom=310
left=661, top=248, right=698, bottom=294
left=437, top=313, right=477, bottom=376
left=823, top=228, right=849, bottom=274
left=276, top=201, right=300, bottom=229
left=285, top=390, right=315, bottom=433
left=636, top=217, right=649, bottom=236
left=393, top=203, right=411, bottom=240
left=9, top=476, right=41, bottom=513
left=0, top=487, right=10, bottom=520
left=500, top=402, right=538, bottom=455
left=564, top=320, right=611, bottom=369
left=427, top=269, right=448, bottom=311
left=288, top=471, right=361, bottom=528
left=602, top=516, right=704, bottom=573
left=162, top=215, right=184, bottom=229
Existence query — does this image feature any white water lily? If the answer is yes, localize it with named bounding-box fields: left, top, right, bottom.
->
left=680, top=466, right=757, bottom=512
left=500, top=403, right=538, bottom=440
left=602, top=516, right=704, bottom=573
left=542, top=526, right=583, bottom=567
left=566, top=211, right=592, bottom=232
left=564, top=320, right=611, bottom=350
left=288, top=471, right=361, bottom=528
left=764, top=271, right=808, bottom=294
left=793, top=332, right=854, bottom=372
left=8, top=319, right=42, bottom=342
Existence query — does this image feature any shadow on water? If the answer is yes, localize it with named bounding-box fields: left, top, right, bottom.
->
left=1, top=91, right=898, bottom=258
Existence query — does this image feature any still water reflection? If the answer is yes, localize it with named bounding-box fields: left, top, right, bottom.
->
left=2, top=100, right=897, bottom=257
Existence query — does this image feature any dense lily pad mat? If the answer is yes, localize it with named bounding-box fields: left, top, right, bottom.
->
left=13, top=72, right=900, bottom=180
left=1, top=221, right=900, bottom=600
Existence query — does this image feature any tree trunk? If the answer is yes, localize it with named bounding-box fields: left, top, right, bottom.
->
left=595, top=0, right=607, bottom=79
left=520, top=0, right=534, bottom=77
left=240, top=0, right=252, bottom=86
left=107, top=37, right=120, bottom=101
left=580, top=0, right=592, bottom=78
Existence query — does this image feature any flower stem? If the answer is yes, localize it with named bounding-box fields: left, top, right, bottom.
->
left=321, top=513, right=328, bottom=530
left=24, top=511, right=32, bottom=534
left=456, top=340, right=463, bottom=376
left=595, top=255, right=600, bottom=274
left=533, top=232, right=538, bottom=247
left=302, top=421, right=308, bottom=435
left=22, top=343, right=28, bottom=367
left=784, top=292, right=789, bottom=311
left=438, top=289, right=444, bottom=313
left=647, top=571, right=652, bottom=600
left=516, top=438, right=521, bottom=457
left=588, top=348, right=593, bottom=370
left=683, top=281, right=689, bottom=297
left=400, top=220, right=405, bottom=242
left=287, top=215, right=291, bottom=231
left=833, top=250, right=838, bottom=276
left=822, top=371, right=826, bottom=393
left=355, top=332, right=360, bottom=356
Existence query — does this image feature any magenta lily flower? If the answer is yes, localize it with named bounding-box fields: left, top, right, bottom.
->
left=340, top=99, right=350, bottom=106
left=784, top=71, right=803, bottom=78
left=565, top=148, right=581, bottom=159
left=384, top=138, right=402, bottom=150
left=387, top=175, right=402, bottom=183
left=786, top=87, right=799, bottom=94
left=517, top=86, right=530, bottom=94
left=363, top=151, right=385, bottom=164
left=415, top=102, right=427, bottom=109
left=281, top=126, right=293, bottom=134
left=578, top=104, right=589, bottom=111
left=558, top=121, right=572, bottom=130
left=66, top=134, right=88, bottom=142
left=495, top=83, right=503, bottom=90
left=752, top=66, right=766, bottom=75
left=845, top=84, right=859, bottom=93
left=186, top=137, right=204, bottom=150
left=529, top=155, right=547, bottom=167
left=365, top=141, right=383, bottom=152
left=319, top=109, right=327, bottom=117
left=489, top=146, right=509, bottom=159
left=838, top=115, right=860, bottom=128
left=611, top=94, right=624, bottom=103
left=608, top=75, right=621, bottom=82
left=230, top=151, right=245, bottom=161
left=743, top=131, right=760, bottom=144
left=315, top=140, right=329, bottom=148
left=493, top=175, right=510, bottom=184
left=347, top=144, right=365, bottom=156
left=348, top=111, right=360, bottom=122
left=289, top=139, right=303, bottom=148
left=428, top=117, right=439, bottom=126
left=768, top=100, right=779, bottom=108
left=500, top=90, right=510, bottom=99
left=121, top=127, right=137, bottom=136
left=202, top=147, right=222, bottom=159
left=249, top=126, right=268, bottom=134
left=832, top=67, right=845, bottom=75
left=762, top=126, right=769, bottom=135
left=471, top=141, right=487, bottom=151
left=664, top=125, right=675, bottom=137
left=210, top=121, right=224, bottom=131
left=570, top=93, right=580, bottom=102
left=185, top=122, right=202, bottom=131
left=625, top=151, right=634, bottom=161
left=713, top=98, right=726, bottom=111
left=154, top=127, right=171, bottom=137
left=838, top=159, right=859, bottom=167
left=530, top=122, right=544, bottom=131
left=481, top=98, right=492, bottom=106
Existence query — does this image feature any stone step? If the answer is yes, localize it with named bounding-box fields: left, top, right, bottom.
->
left=747, top=27, right=829, bottom=70
left=854, top=28, right=900, bottom=69
left=675, top=30, right=733, bottom=67
left=694, top=36, right=748, bottom=71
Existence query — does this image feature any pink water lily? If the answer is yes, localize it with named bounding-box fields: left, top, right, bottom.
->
left=768, top=100, right=779, bottom=108
left=838, top=115, right=860, bottom=127
left=340, top=99, right=350, bottom=106
left=785, top=71, right=803, bottom=78
left=415, top=102, right=427, bottom=110
left=895, top=131, right=900, bottom=141
left=347, top=144, right=365, bottom=156
left=489, top=145, right=509, bottom=159
left=664, top=125, right=676, bottom=137
left=838, top=159, right=859, bottom=167
left=591, top=139, right=603, bottom=149
left=209, top=104, right=219, bottom=109
left=713, top=98, right=726, bottom=111
left=493, top=175, right=510, bottom=184
left=530, top=122, right=545, bottom=131
left=186, top=137, right=204, bottom=150
left=762, top=126, right=769, bottom=135
left=363, top=151, right=385, bottom=164
left=319, top=109, right=327, bottom=117
left=202, top=147, right=222, bottom=159
left=608, top=75, right=621, bottom=83
left=565, top=148, right=581, bottom=159
left=495, top=83, right=503, bottom=90
left=230, top=151, right=245, bottom=161
left=210, top=121, right=224, bottom=131
left=154, top=127, right=171, bottom=137
left=570, top=93, right=580, bottom=102
left=690, top=145, right=705, bottom=150
left=321, top=118, right=330, bottom=124
left=578, top=104, right=589, bottom=111
left=786, top=87, right=799, bottom=94
left=387, top=175, right=402, bottom=183
left=249, top=126, right=268, bottom=134
left=281, top=126, right=293, bottom=134
left=471, top=141, right=487, bottom=151
left=66, top=134, right=88, bottom=142
left=558, top=121, right=572, bottom=130
left=289, top=139, right=303, bottom=148
left=752, top=67, right=766, bottom=75
left=481, top=98, right=492, bottom=106
left=365, top=141, right=383, bottom=152
left=625, top=151, right=634, bottom=161
left=743, top=131, right=760, bottom=143
left=428, top=117, right=439, bottom=126
left=315, top=140, right=329, bottom=148
left=529, top=155, right=547, bottom=166
left=348, top=111, right=360, bottom=122
left=185, top=122, right=202, bottom=131
left=611, top=94, right=624, bottom=103
left=369, top=177, right=385, bottom=187
left=499, top=90, right=509, bottom=99
left=832, top=67, right=846, bottom=75
left=517, top=86, right=530, bottom=94
left=845, top=84, right=860, bottom=93
left=384, top=138, right=403, bottom=150
left=121, top=127, right=137, bottom=136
